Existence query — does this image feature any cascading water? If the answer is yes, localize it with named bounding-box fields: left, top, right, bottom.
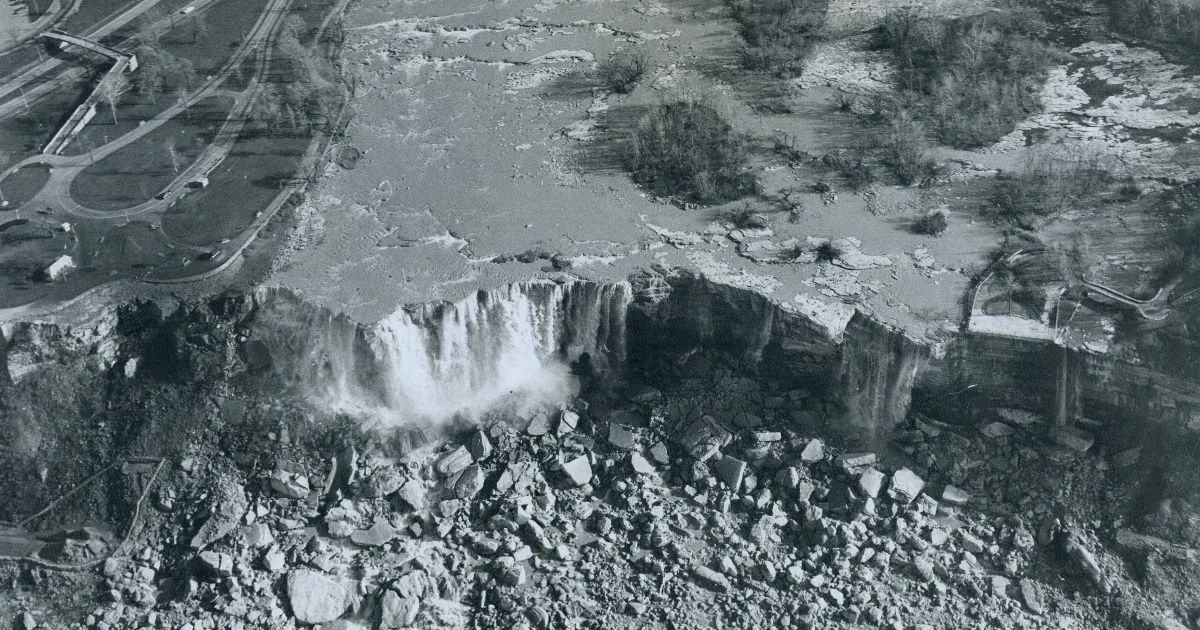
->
left=256, top=281, right=632, bottom=425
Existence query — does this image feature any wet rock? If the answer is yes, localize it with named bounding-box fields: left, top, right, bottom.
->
left=562, top=456, right=593, bottom=486
left=693, top=566, right=730, bottom=592
left=287, top=569, right=351, bottom=625
left=435, top=447, right=474, bottom=477
left=380, top=590, right=420, bottom=628
left=468, top=430, right=494, bottom=460
left=888, top=468, right=924, bottom=504
left=455, top=465, right=486, bottom=500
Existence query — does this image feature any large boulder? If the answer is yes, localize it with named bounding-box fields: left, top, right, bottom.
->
left=287, top=569, right=352, bottom=625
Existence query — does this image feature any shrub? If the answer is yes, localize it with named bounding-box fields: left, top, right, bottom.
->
left=1106, top=0, right=1200, bottom=49
left=875, top=9, right=1059, bottom=148
left=1117, top=177, right=1143, bottom=201
left=991, top=147, right=1112, bottom=222
left=623, top=101, right=758, bottom=205
left=730, top=0, right=830, bottom=77
left=597, top=50, right=652, bottom=94
left=912, top=211, right=948, bottom=236
left=728, top=202, right=771, bottom=229
left=884, top=110, right=938, bottom=185
left=815, top=241, right=843, bottom=262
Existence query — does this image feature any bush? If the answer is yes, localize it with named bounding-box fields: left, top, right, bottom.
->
left=597, top=50, right=652, bottom=94
left=815, top=241, right=843, bottom=262
left=912, top=211, right=948, bottom=236
left=991, top=147, right=1112, bottom=222
left=1106, top=0, right=1200, bottom=49
left=875, top=9, right=1059, bottom=148
left=730, top=0, right=829, bottom=77
left=884, top=110, right=938, bottom=185
left=623, top=101, right=758, bottom=205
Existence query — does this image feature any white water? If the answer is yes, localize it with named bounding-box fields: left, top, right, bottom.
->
left=295, top=280, right=632, bottom=425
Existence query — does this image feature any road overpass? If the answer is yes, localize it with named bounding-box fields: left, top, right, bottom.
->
left=39, top=30, right=137, bottom=156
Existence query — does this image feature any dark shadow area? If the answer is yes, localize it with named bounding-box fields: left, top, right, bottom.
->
left=568, top=103, right=655, bottom=175
left=540, top=69, right=599, bottom=102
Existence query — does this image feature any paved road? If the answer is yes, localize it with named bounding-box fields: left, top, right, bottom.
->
left=0, top=0, right=225, bottom=114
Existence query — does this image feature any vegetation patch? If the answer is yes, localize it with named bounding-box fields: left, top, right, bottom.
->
left=990, top=147, right=1112, bottom=224
left=729, top=0, right=829, bottom=78
left=1106, top=0, right=1200, bottom=50
left=911, top=210, right=948, bottom=236
left=623, top=101, right=758, bottom=206
left=597, top=50, right=651, bottom=94
left=874, top=9, right=1060, bottom=148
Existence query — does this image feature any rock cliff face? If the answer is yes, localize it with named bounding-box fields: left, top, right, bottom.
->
left=5, top=270, right=1200, bottom=450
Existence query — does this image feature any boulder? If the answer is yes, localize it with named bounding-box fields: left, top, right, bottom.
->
left=435, top=447, right=474, bottom=477
left=799, top=439, right=825, bottom=463
left=858, top=468, right=885, bottom=499
left=467, top=430, right=493, bottom=460
left=379, top=590, right=420, bottom=628
left=455, top=465, right=486, bottom=500
left=712, top=455, right=747, bottom=492
left=889, top=468, right=925, bottom=504
left=608, top=424, right=637, bottom=450
left=562, top=456, right=593, bottom=486
left=287, top=570, right=351, bottom=625
left=270, top=468, right=310, bottom=500
left=630, top=452, right=655, bottom=475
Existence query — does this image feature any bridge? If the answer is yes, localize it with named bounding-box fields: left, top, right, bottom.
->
left=42, top=31, right=138, bottom=69
left=39, top=31, right=138, bottom=156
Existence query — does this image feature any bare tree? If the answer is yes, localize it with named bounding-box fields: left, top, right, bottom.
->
left=185, top=13, right=210, bottom=44
left=164, top=137, right=180, bottom=173
left=99, top=72, right=130, bottom=125
left=176, top=86, right=191, bottom=119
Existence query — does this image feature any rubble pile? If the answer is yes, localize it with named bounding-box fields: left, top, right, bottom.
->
left=19, top=354, right=1176, bottom=630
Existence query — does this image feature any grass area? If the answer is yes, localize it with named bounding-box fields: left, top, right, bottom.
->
left=0, top=76, right=93, bottom=172
left=729, top=0, right=829, bottom=78
left=1106, top=0, right=1200, bottom=50
left=70, top=96, right=233, bottom=212
left=60, top=0, right=142, bottom=35
left=158, top=0, right=270, bottom=76
left=874, top=8, right=1059, bottom=148
left=161, top=129, right=309, bottom=247
left=622, top=100, right=758, bottom=206
left=1, top=162, right=52, bottom=210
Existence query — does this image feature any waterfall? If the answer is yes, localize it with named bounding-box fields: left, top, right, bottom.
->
left=254, top=281, right=632, bottom=425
